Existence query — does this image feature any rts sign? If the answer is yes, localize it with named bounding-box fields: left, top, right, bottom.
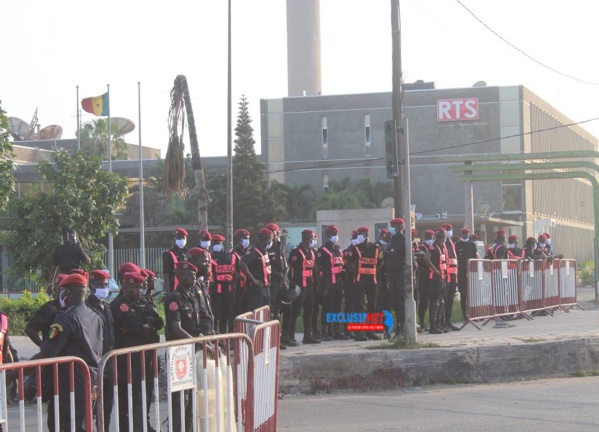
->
left=437, top=98, right=479, bottom=121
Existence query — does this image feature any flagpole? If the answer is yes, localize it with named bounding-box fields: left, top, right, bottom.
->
left=138, top=81, right=146, bottom=269
left=76, top=86, right=80, bottom=151
left=107, top=83, right=114, bottom=278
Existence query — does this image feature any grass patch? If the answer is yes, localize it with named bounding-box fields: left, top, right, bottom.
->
left=572, top=370, right=599, bottom=377
left=367, top=334, right=440, bottom=350
left=516, top=337, right=546, bottom=343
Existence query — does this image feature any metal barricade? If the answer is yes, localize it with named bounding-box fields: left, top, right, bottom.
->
left=558, top=259, right=580, bottom=311
left=253, top=306, right=270, bottom=323
left=489, top=259, right=522, bottom=322
left=543, top=259, right=561, bottom=312
left=519, top=259, right=545, bottom=314
left=0, top=356, right=94, bottom=432
left=463, top=259, right=494, bottom=330
left=96, top=333, right=254, bottom=432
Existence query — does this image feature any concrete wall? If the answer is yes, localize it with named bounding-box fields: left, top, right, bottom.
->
left=316, top=208, right=395, bottom=244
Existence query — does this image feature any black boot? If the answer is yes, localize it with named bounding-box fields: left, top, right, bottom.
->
left=302, top=333, right=321, bottom=344
left=429, top=302, right=443, bottom=334
left=446, top=322, right=461, bottom=331
left=332, top=323, right=350, bottom=340
left=354, top=332, right=368, bottom=342
left=366, top=332, right=381, bottom=340
left=281, top=333, right=299, bottom=347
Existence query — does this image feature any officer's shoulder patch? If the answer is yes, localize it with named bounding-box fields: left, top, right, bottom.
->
left=48, top=323, right=63, bottom=340
left=291, top=255, right=297, bottom=261
left=317, top=252, right=322, bottom=257
left=348, top=251, right=353, bottom=257
left=119, top=303, right=129, bottom=313
left=169, top=301, right=179, bottom=311
left=245, top=250, right=251, bottom=255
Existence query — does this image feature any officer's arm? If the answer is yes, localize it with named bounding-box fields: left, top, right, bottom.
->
left=149, top=307, right=164, bottom=331
left=24, top=306, right=53, bottom=347
left=314, top=258, right=322, bottom=288
left=168, top=320, right=194, bottom=339
left=238, top=259, right=262, bottom=287
left=423, top=253, right=439, bottom=275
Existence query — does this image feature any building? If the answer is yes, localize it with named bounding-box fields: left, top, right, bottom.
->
left=260, top=84, right=598, bottom=262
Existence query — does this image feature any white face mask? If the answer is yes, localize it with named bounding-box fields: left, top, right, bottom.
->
left=461, top=235, right=469, bottom=241
left=266, top=241, right=273, bottom=250
left=351, top=239, right=360, bottom=246
left=309, top=240, right=317, bottom=248
left=241, top=238, right=250, bottom=248
left=425, top=239, right=434, bottom=247
left=329, top=235, right=338, bottom=243
left=547, top=238, right=551, bottom=245
left=508, top=244, right=516, bottom=249
left=212, top=244, right=223, bottom=253
left=94, top=288, right=109, bottom=300
left=446, top=230, right=453, bottom=238
left=72, top=236, right=78, bottom=244
left=200, top=240, right=211, bottom=249
left=175, top=239, right=186, bottom=249
left=538, top=243, right=546, bottom=248
left=357, top=234, right=365, bottom=243
left=59, top=289, right=70, bottom=308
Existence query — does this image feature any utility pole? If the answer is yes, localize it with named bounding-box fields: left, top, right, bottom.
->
left=391, top=0, right=404, bottom=219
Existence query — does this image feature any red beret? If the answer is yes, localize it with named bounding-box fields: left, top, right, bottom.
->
left=461, top=227, right=471, bottom=234
left=123, top=272, right=145, bottom=285
left=302, top=229, right=316, bottom=237
left=58, top=273, right=88, bottom=288
left=424, top=229, right=435, bottom=237
left=174, top=227, right=188, bottom=236
left=442, top=223, right=453, bottom=230
left=234, top=229, right=250, bottom=237
left=54, top=273, right=68, bottom=286
left=496, top=229, right=506, bottom=236
left=175, top=261, right=198, bottom=273
left=352, top=230, right=358, bottom=236
left=411, top=228, right=418, bottom=238
left=538, top=234, right=547, bottom=242
left=142, top=268, right=155, bottom=278
left=390, top=218, right=404, bottom=226
left=69, top=269, right=88, bottom=278
left=188, top=247, right=207, bottom=256
left=326, top=225, right=339, bottom=234
left=259, top=228, right=274, bottom=238
left=198, top=229, right=212, bottom=240
left=380, top=228, right=389, bottom=236
left=119, top=262, right=141, bottom=275
left=435, top=227, right=446, bottom=236
left=543, top=232, right=551, bottom=238
left=89, top=270, right=109, bottom=282
left=508, top=235, right=518, bottom=242
left=470, top=234, right=479, bottom=241
left=212, top=234, right=226, bottom=242
left=357, top=226, right=370, bottom=233
left=527, top=237, right=537, bottom=243
left=265, top=223, right=280, bottom=232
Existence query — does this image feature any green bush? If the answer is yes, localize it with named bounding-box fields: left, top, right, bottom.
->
left=0, top=291, right=51, bottom=336
left=578, top=260, right=594, bottom=286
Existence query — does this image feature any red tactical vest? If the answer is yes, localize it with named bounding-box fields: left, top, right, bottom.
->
left=253, top=247, right=271, bottom=286
left=355, top=245, right=379, bottom=283
left=214, top=254, right=237, bottom=293
left=297, top=248, right=315, bottom=288
left=445, top=240, right=458, bottom=280
left=233, top=251, right=247, bottom=288
left=321, top=246, right=344, bottom=284
left=429, top=243, right=448, bottom=280
left=169, top=250, right=180, bottom=288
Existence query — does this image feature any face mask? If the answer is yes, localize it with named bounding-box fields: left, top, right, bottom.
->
left=329, top=235, right=338, bottom=243
left=508, top=244, right=516, bottom=249
left=200, top=240, right=211, bottom=249
left=266, top=241, right=273, bottom=250
left=351, top=239, right=360, bottom=246
left=309, top=240, right=317, bottom=248
left=175, top=239, right=186, bottom=249
left=547, top=239, right=551, bottom=245
left=357, top=234, right=365, bottom=243
left=94, top=288, right=109, bottom=300
left=59, top=289, right=70, bottom=308
left=389, top=227, right=396, bottom=235
left=461, top=235, right=469, bottom=241
left=379, top=239, right=387, bottom=247
left=538, top=243, right=546, bottom=248
left=241, top=238, right=250, bottom=248
left=446, top=230, right=453, bottom=238
left=212, top=244, right=223, bottom=253
left=72, top=237, right=78, bottom=244
left=425, top=239, right=434, bottom=247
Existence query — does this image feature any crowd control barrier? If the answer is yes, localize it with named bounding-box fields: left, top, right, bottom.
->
left=0, top=356, right=94, bottom=432
left=463, top=258, right=579, bottom=330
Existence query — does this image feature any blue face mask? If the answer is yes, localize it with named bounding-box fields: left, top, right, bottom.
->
left=389, top=227, right=396, bottom=235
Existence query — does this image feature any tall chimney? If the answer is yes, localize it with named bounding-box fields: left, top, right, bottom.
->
left=286, top=0, right=322, bottom=97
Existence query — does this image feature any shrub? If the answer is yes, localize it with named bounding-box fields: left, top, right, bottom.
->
left=0, top=291, right=51, bottom=336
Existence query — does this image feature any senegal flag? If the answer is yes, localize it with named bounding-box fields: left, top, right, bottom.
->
left=81, top=92, right=109, bottom=116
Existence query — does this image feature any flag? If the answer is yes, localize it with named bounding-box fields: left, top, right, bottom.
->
left=81, top=92, right=109, bottom=116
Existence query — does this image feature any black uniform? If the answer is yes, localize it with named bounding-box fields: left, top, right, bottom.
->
left=416, top=243, right=432, bottom=329
left=241, top=245, right=272, bottom=311
left=26, top=299, right=62, bottom=344
left=455, top=239, right=478, bottom=319
left=315, top=241, right=345, bottom=338
left=51, top=243, right=88, bottom=274
left=41, top=302, right=104, bottom=432
left=162, top=246, right=188, bottom=293
left=268, top=239, right=287, bottom=320
left=86, top=295, right=115, bottom=432
left=111, top=295, right=163, bottom=432
left=284, top=244, right=317, bottom=341
left=425, top=242, right=447, bottom=331
left=387, top=232, right=406, bottom=333
left=444, top=238, right=459, bottom=327
left=232, top=245, right=248, bottom=318
left=485, top=242, right=508, bottom=259
left=210, top=250, right=236, bottom=333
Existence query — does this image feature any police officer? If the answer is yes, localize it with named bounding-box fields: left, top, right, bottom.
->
left=388, top=218, right=406, bottom=337
left=49, top=229, right=91, bottom=284
left=535, top=234, right=553, bottom=259
left=86, top=269, right=115, bottom=432
left=25, top=273, right=104, bottom=432
left=423, top=229, right=449, bottom=334
left=111, top=272, right=163, bottom=432
left=485, top=229, right=508, bottom=259
left=347, top=226, right=382, bottom=341
left=416, top=230, right=435, bottom=331
left=164, top=260, right=204, bottom=432
left=265, top=223, right=287, bottom=321
left=163, top=227, right=189, bottom=294
left=507, top=235, right=523, bottom=259
left=188, top=249, right=216, bottom=335
left=522, top=237, right=538, bottom=259
left=239, top=228, right=273, bottom=311
left=141, top=268, right=157, bottom=308
left=454, top=227, right=478, bottom=321
left=232, top=229, right=251, bottom=317
left=441, top=223, right=460, bottom=332
left=210, top=234, right=236, bottom=333
left=315, top=225, right=348, bottom=340
left=376, top=229, right=393, bottom=338
left=25, top=274, right=67, bottom=347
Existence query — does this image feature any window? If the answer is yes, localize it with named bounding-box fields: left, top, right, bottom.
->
left=322, top=116, right=328, bottom=159
left=502, top=183, right=522, bottom=212
left=323, top=173, right=329, bottom=192
left=364, top=114, right=372, bottom=157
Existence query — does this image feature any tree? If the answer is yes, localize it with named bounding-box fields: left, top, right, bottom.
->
left=309, top=190, right=363, bottom=220
left=0, top=102, right=15, bottom=211
left=76, top=118, right=130, bottom=160
left=284, top=184, right=315, bottom=221
left=164, top=75, right=209, bottom=230
left=2, top=151, right=128, bottom=279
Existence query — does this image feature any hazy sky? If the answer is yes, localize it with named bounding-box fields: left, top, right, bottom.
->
left=2, top=0, right=599, bottom=158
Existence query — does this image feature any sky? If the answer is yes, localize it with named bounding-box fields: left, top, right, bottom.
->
left=2, top=0, right=599, bottom=158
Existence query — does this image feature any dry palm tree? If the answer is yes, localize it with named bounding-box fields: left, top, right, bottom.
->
left=164, top=75, right=209, bottom=230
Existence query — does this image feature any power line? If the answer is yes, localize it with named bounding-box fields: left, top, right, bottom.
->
left=456, top=0, right=599, bottom=86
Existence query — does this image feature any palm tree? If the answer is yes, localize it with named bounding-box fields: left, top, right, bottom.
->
left=285, top=183, right=315, bottom=221
left=76, top=118, right=129, bottom=160
left=164, top=75, right=209, bottom=230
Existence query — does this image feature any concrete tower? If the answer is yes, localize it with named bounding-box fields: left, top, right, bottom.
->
left=286, top=0, right=322, bottom=97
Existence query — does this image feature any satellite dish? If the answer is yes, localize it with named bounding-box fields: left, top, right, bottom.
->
left=39, top=125, right=63, bottom=140
left=7, top=117, right=32, bottom=141
left=473, top=81, right=487, bottom=87
left=380, top=197, right=394, bottom=208
left=111, top=117, right=135, bottom=135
